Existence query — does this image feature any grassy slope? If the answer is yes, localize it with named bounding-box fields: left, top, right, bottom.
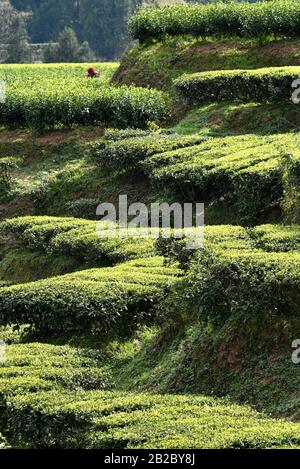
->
left=113, top=37, right=300, bottom=126
left=0, top=128, right=162, bottom=217
left=113, top=37, right=300, bottom=91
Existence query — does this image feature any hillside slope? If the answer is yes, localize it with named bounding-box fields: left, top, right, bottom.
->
left=1, top=0, right=300, bottom=449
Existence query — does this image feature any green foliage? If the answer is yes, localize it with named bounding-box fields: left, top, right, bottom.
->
left=129, top=1, right=300, bottom=42
left=0, top=216, right=93, bottom=250
left=0, top=64, right=169, bottom=131
left=103, top=128, right=154, bottom=141
left=6, top=15, right=30, bottom=64
left=179, top=247, right=300, bottom=325
left=250, top=224, right=300, bottom=252
left=0, top=336, right=298, bottom=449
left=93, top=130, right=204, bottom=170
left=78, top=0, right=141, bottom=59
left=156, top=225, right=252, bottom=267
left=0, top=62, right=118, bottom=82
left=65, top=198, right=101, bottom=219
left=0, top=0, right=19, bottom=44
left=5, top=387, right=300, bottom=448
left=0, top=257, right=181, bottom=333
left=0, top=216, right=157, bottom=264
left=170, top=102, right=300, bottom=137
left=142, top=132, right=300, bottom=223
left=157, top=223, right=300, bottom=267
left=114, top=33, right=300, bottom=95
left=0, top=156, right=20, bottom=196
left=281, top=154, right=300, bottom=223
left=158, top=224, right=300, bottom=328
left=50, top=226, right=156, bottom=264
left=175, top=66, right=300, bottom=105
left=44, top=27, right=94, bottom=63
left=0, top=343, right=113, bottom=395
left=12, top=0, right=142, bottom=60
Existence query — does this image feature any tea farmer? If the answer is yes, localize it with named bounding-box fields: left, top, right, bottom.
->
left=86, top=67, right=101, bottom=78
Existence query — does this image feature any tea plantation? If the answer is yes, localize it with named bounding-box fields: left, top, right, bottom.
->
left=1, top=0, right=300, bottom=449
left=0, top=63, right=168, bottom=132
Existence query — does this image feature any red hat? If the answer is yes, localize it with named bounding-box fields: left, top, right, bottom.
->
left=88, top=67, right=96, bottom=74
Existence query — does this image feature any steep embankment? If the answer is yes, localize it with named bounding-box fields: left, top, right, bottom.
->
left=113, top=37, right=300, bottom=91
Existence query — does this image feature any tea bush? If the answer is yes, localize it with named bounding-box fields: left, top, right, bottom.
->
left=50, top=226, right=156, bottom=264
left=0, top=216, right=157, bottom=264
left=0, top=64, right=169, bottom=132
left=181, top=249, right=300, bottom=325
left=5, top=388, right=300, bottom=449
left=156, top=225, right=253, bottom=267
left=0, top=216, right=93, bottom=251
left=250, top=224, right=300, bottom=252
left=157, top=224, right=300, bottom=267
left=129, top=2, right=300, bottom=42
left=175, top=67, right=300, bottom=105
left=0, top=343, right=112, bottom=395
left=0, top=257, right=181, bottom=333
left=93, top=132, right=204, bottom=171
left=0, top=82, right=169, bottom=132
left=2, top=344, right=300, bottom=449
left=143, top=132, right=300, bottom=223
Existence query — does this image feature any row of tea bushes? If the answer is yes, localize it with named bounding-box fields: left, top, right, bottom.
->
left=155, top=224, right=300, bottom=324
left=156, top=225, right=253, bottom=267
left=174, top=66, right=300, bottom=105
left=0, top=342, right=112, bottom=448
left=143, top=132, right=300, bottom=223
left=0, top=63, right=171, bottom=133
left=50, top=226, right=156, bottom=264
left=0, top=343, right=112, bottom=397
left=0, top=80, right=169, bottom=132
left=178, top=248, right=300, bottom=326
left=2, top=333, right=300, bottom=449
left=249, top=224, right=300, bottom=252
left=0, top=63, right=118, bottom=84
left=156, top=224, right=300, bottom=267
left=2, top=221, right=300, bottom=333
left=93, top=131, right=300, bottom=223
left=129, top=1, right=300, bottom=42
left=0, top=216, right=156, bottom=265
left=0, top=257, right=181, bottom=334
left=0, top=216, right=94, bottom=250
left=5, top=387, right=300, bottom=449
left=6, top=217, right=300, bottom=270
left=92, top=130, right=204, bottom=171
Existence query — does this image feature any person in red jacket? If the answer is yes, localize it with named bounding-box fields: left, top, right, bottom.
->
left=86, top=67, right=101, bottom=78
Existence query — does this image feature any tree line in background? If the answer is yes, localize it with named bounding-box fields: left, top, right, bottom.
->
left=0, top=0, right=142, bottom=62
left=0, top=0, right=259, bottom=63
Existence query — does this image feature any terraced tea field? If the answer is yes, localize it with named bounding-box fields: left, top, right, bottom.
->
left=1, top=0, right=300, bottom=451
left=0, top=63, right=168, bottom=131
left=0, top=341, right=300, bottom=449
